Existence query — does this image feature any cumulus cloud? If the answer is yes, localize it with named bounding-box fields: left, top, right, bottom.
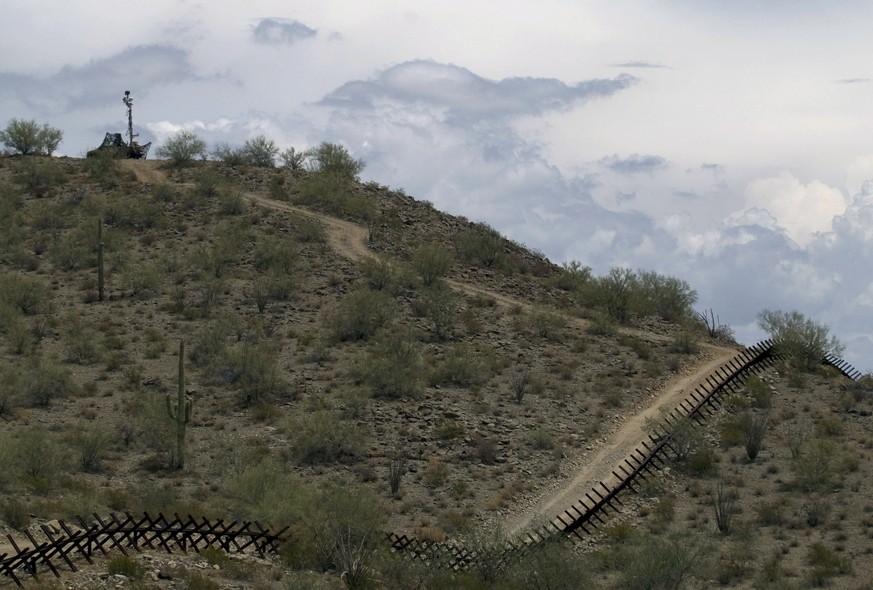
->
left=252, top=18, right=317, bottom=45
left=320, top=60, right=638, bottom=123
left=600, top=153, right=668, bottom=175
left=741, top=171, right=848, bottom=248
left=0, top=45, right=193, bottom=112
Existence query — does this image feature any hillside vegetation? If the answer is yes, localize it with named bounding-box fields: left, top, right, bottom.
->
left=0, top=151, right=870, bottom=589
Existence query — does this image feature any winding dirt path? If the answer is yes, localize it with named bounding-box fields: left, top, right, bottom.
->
left=123, top=163, right=739, bottom=538
left=243, top=190, right=740, bottom=538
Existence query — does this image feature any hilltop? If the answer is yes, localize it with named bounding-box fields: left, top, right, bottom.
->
left=1, top=153, right=871, bottom=589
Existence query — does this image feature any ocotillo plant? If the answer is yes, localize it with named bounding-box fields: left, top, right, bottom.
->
left=97, top=218, right=105, bottom=301
left=166, top=341, right=192, bottom=470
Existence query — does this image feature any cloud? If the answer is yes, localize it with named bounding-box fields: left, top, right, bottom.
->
left=611, top=61, right=666, bottom=69
left=741, top=171, right=848, bottom=247
left=252, top=18, right=317, bottom=45
left=600, top=153, right=668, bottom=175
left=319, top=60, right=638, bottom=123
left=0, top=45, right=193, bottom=113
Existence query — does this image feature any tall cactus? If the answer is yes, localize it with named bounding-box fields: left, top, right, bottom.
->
left=166, top=340, right=192, bottom=470
left=97, top=218, right=105, bottom=302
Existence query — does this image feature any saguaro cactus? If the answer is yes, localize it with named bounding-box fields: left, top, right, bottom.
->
left=166, top=340, right=192, bottom=469
left=97, top=218, right=105, bottom=302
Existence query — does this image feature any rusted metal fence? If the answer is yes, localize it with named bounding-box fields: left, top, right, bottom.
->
left=0, top=512, right=288, bottom=587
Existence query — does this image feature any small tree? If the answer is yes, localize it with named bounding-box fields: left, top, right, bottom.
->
left=757, top=309, right=844, bottom=371
left=306, top=141, right=365, bottom=179
left=154, top=130, right=207, bottom=167
left=242, top=135, right=278, bottom=167
left=280, top=147, right=307, bottom=170
left=0, top=119, right=63, bottom=155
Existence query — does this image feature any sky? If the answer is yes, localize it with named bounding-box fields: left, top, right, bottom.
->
left=2, top=0, right=871, bottom=371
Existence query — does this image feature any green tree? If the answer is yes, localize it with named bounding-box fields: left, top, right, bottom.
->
left=154, top=130, right=207, bottom=167
left=242, top=135, right=279, bottom=167
left=636, top=270, right=698, bottom=322
left=0, top=119, right=63, bottom=155
left=757, top=309, right=845, bottom=371
left=280, top=147, right=307, bottom=170
left=305, top=141, right=365, bottom=179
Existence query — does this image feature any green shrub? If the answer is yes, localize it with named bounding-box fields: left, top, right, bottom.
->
left=455, top=223, right=504, bottom=268
left=328, top=288, right=395, bottom=342
left=291, top=411, right=367, bottom=465
left=758, top=309, right=844, bottom=372
left=357, top=329, right=423, bottom=399
left=10, top=427, right=66, bottom=491
left=154, top=130, right=207, bottom=167
left=20, top=358, right=79, bottom=407
left=106, top=555, right=145, bottom=579
left=305, top=141, right=365, bottom=179
left=548, top=260, right=592, bottom=292
left=429, top=343, right=491, bottom=387
left=254, top=234, right=297, bottom=274
left=421, top=283, right=458, bottom=340
left=242, top=135, right=279, bottom=167
left=412, top=242, right=453, bottom=286
left=807, top=542, right=851, bottom=586
left=222, top=342, right=288, bottom=405
left=69, top=425, right=115, bottom=473
left=1, top=119, right=63, bottom=155
left=358, top=256, right=399, bottom=292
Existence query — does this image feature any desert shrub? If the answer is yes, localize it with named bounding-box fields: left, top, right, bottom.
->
left=291, top=213, right=326, bottom=243
left=587, top=309, right=617, bottom=336
left=614, top=532, right=709, bottom=590
left=739, top=411, right=769, bottom=460
left=328, top=288, right=395, bottom=342
left=528, top=427, right=556, bottom=450
left=211, top=143, right=249, bottom=166
left=528, top=308, right=565, bottom=340
left=291, top=411, right=367, bottom=465
left=744, top=375, right=773, bottom=408
left=685, top=446, right=717, bottom=476
left=1, top=498, right=30, bottom=530
left=548, top=260, right=592, bottom=292
left=807, top=542, right=851, bottom=586
left=1, top=119, right=63, bottom=155
left=222, top=342, right=288, bottom=405
left=455, top=222, right=504, bottom=268
left=412, top=242, right=453, bottom=286
left=299, top=481, right=384, bottom=588
left=357, top=329, right=423, bottom=399
left=358, top=256, right=398, bottom=292
left=429, top=342, right=491, bottom=388
left=793, top=438, right=835, bottom=491
left=217, top=185, right=246, bottom=215
left=20, top=358, right=79, bottom=407
left=802, top=494, right=831, bottom=527
left=588, top=267, right=637, bottom=324
left=755, top=500, right=786, bottom=526
left=242, top=135, right=278, bottom=167
left=10, top=427, right=66, bottom=491
left=635, top=270, right=698, bottom=323
left=671, top=329, right=699, bottom=354
left=758, top=308, right=844, bottom=372
left=421, top=283, right=458, bottom=340
left=119, top=262, right=162, bottom=299
left=280, top=147, right=307, bottom=170
left=0, top=272, right=49, bottom=315
left=154, top=130, right=207, bottom=167
left=712, top=482, right=737, bottom=534
left=305, top=141, right=365, bottom=179
left=83, top=149, right=121, bottom=186
left=510, top=369, right=531, bottom=403
left=508, top=541, right=591, bottom=589
left=69, top=425, right=115, bottom=473
left=107, top=555, right=145, bottom=579
left=254, top=234, right=297, bottom=274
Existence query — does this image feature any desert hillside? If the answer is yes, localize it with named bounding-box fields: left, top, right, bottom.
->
left=1, top=153, right=870, bottom=589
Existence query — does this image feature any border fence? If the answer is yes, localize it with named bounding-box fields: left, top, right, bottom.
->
left=2, top=342, right=865, bottom=583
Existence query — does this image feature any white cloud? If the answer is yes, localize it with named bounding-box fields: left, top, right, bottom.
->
left=741, top=172, right=848, bottom=247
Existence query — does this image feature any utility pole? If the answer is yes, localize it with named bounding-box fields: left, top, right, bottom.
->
left=122, top=90, right=137, bottom=151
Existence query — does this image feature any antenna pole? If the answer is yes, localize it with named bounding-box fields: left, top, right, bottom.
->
left=122, top=90, right=137, bottom=150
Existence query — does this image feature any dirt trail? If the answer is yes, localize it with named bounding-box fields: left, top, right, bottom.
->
left=120, top=168, right=739, bottom=539
left=502, top=345, right=736, bottom=537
